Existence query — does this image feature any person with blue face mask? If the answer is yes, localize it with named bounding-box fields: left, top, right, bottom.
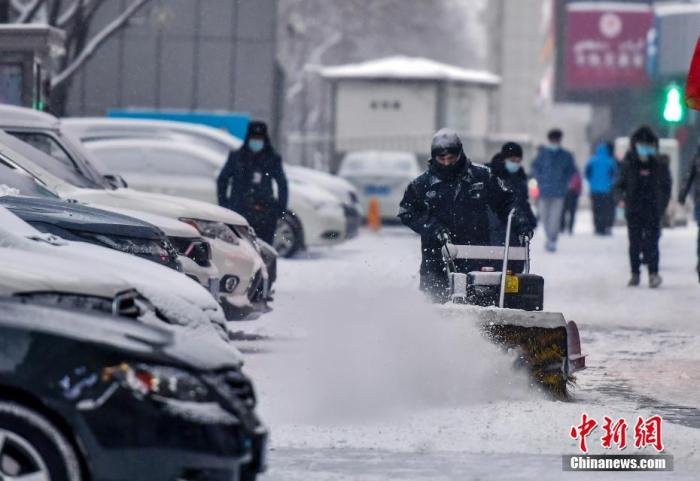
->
left=531, top=128, right=578, bottom=252
left=217, top=120, right=288, bottom=245
left=486, top=142, right=537, bottom=249
left=614, top=125, right=671, bottom=288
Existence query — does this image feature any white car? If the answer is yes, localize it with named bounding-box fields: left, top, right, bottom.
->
left=0, top=106, right=268, bottom=320
left=0, top=206, right=243, bottom=361
left=82, top=137, right=347, bottom=258
left=338, top=150, right=421, bottom=220
left=63, top=117, right=357, bottom=254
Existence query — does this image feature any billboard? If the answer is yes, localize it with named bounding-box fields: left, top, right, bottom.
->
left=564, top=2, right=654, bottom=91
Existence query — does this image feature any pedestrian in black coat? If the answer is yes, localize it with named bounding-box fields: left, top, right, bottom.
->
left=614, top=125, right=672, bottom=288
left=398, top=129, right=532, bottom=302
left=216, top=121, right=288, bottom=244
left=486, top=142, right=538, bottom=246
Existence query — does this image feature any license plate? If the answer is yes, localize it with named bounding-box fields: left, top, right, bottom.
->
left=505, top=274, right=519, bottom=294
left=364, top=185, right=391, bottom=196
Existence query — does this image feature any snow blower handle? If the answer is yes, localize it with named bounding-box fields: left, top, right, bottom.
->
left=440, top=235, right=457, bottom=274
left=498, top=209, right=516, bottom=308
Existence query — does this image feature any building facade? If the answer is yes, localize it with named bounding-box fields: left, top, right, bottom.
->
left=66, top=0, right=279, bottom=139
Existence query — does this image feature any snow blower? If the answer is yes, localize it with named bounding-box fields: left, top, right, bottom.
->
left=440, top=210, right=586, bottom=398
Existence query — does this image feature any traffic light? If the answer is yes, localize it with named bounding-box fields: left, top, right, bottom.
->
left=662, top=84, right=684, bottom=123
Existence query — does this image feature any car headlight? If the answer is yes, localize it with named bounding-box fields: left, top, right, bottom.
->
left=180, top=218, right=239, bottom=245
left=78, top=232, right=173, bottom=258
left=14, top=291, right=145, bottom=318
left=230, top=224, right=261, bottom=252
left=103, top=363, right=213, bottom=403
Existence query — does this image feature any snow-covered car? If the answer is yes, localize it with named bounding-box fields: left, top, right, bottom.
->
left=83, top=137, right=347, bottom=258
left=0, top=108, right=269, bottom=319
left=285, top=164, right=362, bottom=238
left=0, top=206, right=237, bottom=354
left=0, top=148, right=221, bottom=291
left=63, top=117, right=358, bottom=252
left=0, top=298, right=266, bottom=481
left=338, top=150, right=421, bottom=219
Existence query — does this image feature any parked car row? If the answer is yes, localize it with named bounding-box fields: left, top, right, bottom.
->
left=0, top=106, right=368, bottom=480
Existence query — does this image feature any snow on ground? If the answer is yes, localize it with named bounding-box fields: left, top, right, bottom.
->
left=233, top=211, right=700, bottom=480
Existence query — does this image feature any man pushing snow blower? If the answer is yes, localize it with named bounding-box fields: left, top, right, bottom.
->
left=399, top=129, right=585, bottom=397
left=398, top=129, right=534, bottom=302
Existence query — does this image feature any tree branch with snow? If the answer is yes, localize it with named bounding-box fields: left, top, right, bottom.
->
left=51, top=0, right=152, bottom=90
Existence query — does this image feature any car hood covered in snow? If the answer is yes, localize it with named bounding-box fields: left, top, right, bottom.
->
left=60, top=186, right=249, bottom=227
left=0, top=207, right=243, bottom=366
left=0, top=299, right=243, bottom=370
left=0, top=195, right=164, bottom=240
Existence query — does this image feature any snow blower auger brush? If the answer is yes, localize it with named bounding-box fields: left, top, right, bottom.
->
left=440, top=210, right=586, bottom=399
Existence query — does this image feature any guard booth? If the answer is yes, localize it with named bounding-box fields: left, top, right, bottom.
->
left=0, top=25, right=64, bottom=110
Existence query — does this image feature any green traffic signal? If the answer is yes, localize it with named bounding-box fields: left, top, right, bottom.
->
left=662, top=84, right=684, bottom=123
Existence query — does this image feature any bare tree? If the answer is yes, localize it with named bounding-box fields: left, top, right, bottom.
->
left=277, top=0, right=486, bottom=168
left=9, top=0, right=153, bottom=115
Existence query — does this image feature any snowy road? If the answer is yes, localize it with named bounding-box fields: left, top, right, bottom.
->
left=233, top=212, right=700, bottom=480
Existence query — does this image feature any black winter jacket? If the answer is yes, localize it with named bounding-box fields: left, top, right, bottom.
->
left=614, top=151, right=671, bottom=225
left=399, top=155, right=525, bottom=291
left=216, top=133, right=288, bottom=218
left=486, top=154, right=537, bottom=242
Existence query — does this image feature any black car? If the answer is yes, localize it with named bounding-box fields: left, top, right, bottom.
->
left=0, top=195, right=181, bottom=270
left=0, top=298, right=267, bottom=481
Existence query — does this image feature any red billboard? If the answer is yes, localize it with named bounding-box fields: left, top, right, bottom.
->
left=686, top=36, right=700, bottom=110
left=564, top=3, right=654, bottom=91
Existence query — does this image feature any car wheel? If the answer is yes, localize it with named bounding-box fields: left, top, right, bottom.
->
left=274, top=213, right=302, bottom=258
left=0, top=401, right=82, bottom=481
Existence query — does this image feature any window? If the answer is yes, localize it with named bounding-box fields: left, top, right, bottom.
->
left=11, top=132, right=76, bottom=171
left=0, top=155, right=56, bottom=198
left=4, top=131, right=99, bottom=189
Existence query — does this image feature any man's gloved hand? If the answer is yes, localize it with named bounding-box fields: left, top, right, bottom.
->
left=435, top=226, right=451, bottom=245
left=511, top=212, right=534, bottom=245
left=441, top=242, right=458, bottom=260
left=518, top=231, right=534, bottom=246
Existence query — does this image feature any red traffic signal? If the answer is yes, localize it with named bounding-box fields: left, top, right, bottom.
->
left=686, top=36, right=700, bottom=110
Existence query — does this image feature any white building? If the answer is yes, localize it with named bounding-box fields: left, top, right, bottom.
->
left=320, top=56, right=501, bottom=170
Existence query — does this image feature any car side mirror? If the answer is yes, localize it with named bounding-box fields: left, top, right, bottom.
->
left=103, top=174, right=128, bottom=189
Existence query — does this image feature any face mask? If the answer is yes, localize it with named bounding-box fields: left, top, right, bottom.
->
left=505, top=160, right=521, bottom=173
left=547, top=143, right=560, bottom=152
left=635, top=144, right=656, bottom=158
left=249, top=139, right=265, bottom=153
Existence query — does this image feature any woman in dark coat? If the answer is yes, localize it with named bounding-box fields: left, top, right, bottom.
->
left=216, top=121, right=288, bottom=244
left=486, top=142, right=538, bottom=246
left=614, top=125, right=672, bottom=288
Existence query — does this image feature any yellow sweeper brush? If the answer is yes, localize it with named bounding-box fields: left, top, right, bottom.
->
left=440, top=211, right=586, bottom=399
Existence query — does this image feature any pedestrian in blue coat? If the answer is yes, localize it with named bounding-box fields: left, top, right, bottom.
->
left=585, top=142, right=619, bottom=235
left=531, top=129, right=578, bottom=252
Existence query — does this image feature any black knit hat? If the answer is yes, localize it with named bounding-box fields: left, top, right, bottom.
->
left=500, top=141, right=523, bottom=159
left=630, top=125, right=658, bottom=146
left=247, top=121, right=268, bottom=137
